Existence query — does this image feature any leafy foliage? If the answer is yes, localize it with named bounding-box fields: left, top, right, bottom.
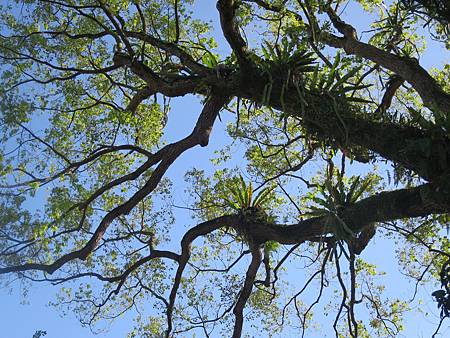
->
left=221, top=175, right=274, bottom=211
left=306, top=174, right=378, bottom=217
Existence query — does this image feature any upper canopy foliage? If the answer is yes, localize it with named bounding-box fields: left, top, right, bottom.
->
left=0, top=0, right=449, bottom=337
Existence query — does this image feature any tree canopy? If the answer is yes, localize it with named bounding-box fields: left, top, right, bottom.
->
left=0, top=0, right=449, bottom=337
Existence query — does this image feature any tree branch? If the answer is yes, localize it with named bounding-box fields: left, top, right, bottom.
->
left=323, top=6, right=450, bottom=114
left=217, top=0, right=254, bottom=71
left=112, top=52, right=203, bottom=97
left=165, top=214, right=239, bottom=337
left=245, top=180, right=450, bottom=245
left=234, top=70, right=449, bottom=180
left=0, top=94, right=230, bottom=275
left=232, top=246, right=263, bottom=338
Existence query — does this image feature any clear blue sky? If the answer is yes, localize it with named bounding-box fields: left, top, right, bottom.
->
left=1, top=1, right=449, bottom=337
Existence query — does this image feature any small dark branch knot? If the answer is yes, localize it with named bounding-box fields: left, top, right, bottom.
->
left=112, top=52, right=131, bottom=66
left=215, top=64, right=234, bottom=79
left=348, top=224, right=376, bottom=255
left=216, top=0, right=224, bottom=12
left=236, top=207, right=270, bottom=245
left=337, top=21, right=357, bottom=40
left=192, top=123, right=213, bottom=147
left=197, top=128, right=212, bottom=147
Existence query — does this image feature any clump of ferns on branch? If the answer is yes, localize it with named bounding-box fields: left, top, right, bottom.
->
left=221, top=176, right=277, bottom=249
left=305, top=172, right=379, bottom=250
left=222, top=175, right=274, bottom=213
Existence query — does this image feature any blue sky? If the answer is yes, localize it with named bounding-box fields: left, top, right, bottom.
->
left=1, top=0, right=449, bottom=337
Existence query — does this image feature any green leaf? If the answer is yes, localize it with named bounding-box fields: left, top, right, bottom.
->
left=252, top=186, right=274, bottom=207
left=330, top=66, right=363, bottom=91
left=350, top=176, right=374, bottom=203
left=201, top=50, right=218, bottom=68
left=310, top=64, right=320, bottom=90
left=324, top=53, right=341, bottom=91
left=247, top=181, right=253, bottom=208
left=312, top=196, right=333, bottom=210
left=261, top=43, right=271, bottom=60
left=223, top=196, right=241, bottom=210
left=239, top=175, right=249, bottom=208
left=346, top=176, right=361, bottom=204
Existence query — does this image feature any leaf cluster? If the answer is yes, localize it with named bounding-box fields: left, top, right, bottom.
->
left=304, top=173, right=379, bottom=241
left=260, top=37, right=316, bottom=72
left=306, top=174, right=378, bottom=216
left=307, top=54, right=371, bottom=103
left=222, top=175, right=274, bottom=211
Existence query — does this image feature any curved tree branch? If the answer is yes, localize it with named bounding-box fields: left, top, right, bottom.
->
left=216, top=0, right=254, bottom=71
left=232, top=245, right=263, bottom=338
left=323, top=6, right=450, bottom=114
left=0, top=93, right=230, bottom=275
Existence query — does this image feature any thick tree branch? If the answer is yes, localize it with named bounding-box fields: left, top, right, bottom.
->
left=324, top=7, right=450, bottom=114
left=245, top=180, right=450, bottom=245
left=112, top=52, right=202, bottom=97
left=41, top=247, right=179, bottom=287
left=348, top=224, right=376, bottom=255
left=232, top=70, right=450, bottom=180
left=244, top=0, right=284, bottom=12
left=216, top=0, right=254, bottom=71
left=375, top=75, right=405, bottom=114
left=126, top=86, right=154, bottom=113
left=5, top=177, right=444, bottom=275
